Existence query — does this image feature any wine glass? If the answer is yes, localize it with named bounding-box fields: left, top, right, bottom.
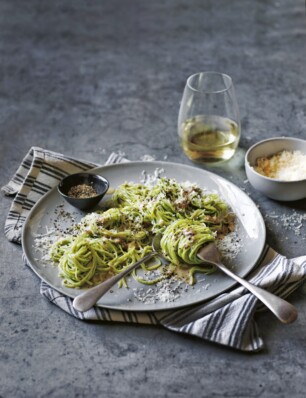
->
left=178, top=72, right=240, bottom=163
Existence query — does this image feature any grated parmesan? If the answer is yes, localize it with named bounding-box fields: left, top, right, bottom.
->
left=133, top=278, right=185, bottom=304
left=254, top=150, right=306, bottom=181
left=140, top=154, right=156, bottom=162
left=265, top=210, right=306, bottom=239
left=140, top=168, right=164, bottom=185
left=216, top=231, right=242, bottom=261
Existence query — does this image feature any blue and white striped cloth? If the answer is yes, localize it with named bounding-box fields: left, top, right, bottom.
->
left=3, top=147, right=306, bottom=352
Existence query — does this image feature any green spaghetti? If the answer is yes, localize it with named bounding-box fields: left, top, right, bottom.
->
left=50, top=177, right=234, bottom=288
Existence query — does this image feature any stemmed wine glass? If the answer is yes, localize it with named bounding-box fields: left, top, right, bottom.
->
left=178, top=72, right=241, bottom=163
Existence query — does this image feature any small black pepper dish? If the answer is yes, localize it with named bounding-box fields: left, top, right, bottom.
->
left=58, top=172, right=109, bottom=210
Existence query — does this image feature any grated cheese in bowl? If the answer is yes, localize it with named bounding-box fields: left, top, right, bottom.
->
left=254, top=150, right=306, bottom=181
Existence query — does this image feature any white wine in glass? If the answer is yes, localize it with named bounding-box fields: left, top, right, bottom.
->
left=178, top=72, right=240, bottom=163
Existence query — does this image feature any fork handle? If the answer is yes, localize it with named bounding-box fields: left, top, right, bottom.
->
left=197, top=254, right=297, bottom=324
left=72, top=252, right=157, bottom=312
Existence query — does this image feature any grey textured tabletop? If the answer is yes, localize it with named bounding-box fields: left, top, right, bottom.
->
left=1, top=1, right=306, bottom=397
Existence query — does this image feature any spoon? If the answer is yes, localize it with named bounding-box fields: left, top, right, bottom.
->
left=197, top=242, right=298, bottom=324
left=72, top=235, right=167, bottom=312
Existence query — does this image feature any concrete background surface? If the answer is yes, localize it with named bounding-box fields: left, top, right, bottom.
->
left=1, top=1, right=306, bottom=397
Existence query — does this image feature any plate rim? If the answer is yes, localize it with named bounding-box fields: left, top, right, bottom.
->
left=22, top=160, right=266, bottom=312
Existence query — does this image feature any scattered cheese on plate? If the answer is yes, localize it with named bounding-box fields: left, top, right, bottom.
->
left=254, top=150, right=306, bottom=181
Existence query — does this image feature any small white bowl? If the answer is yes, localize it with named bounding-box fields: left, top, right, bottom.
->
left=245, top=137, right=306, bottom=201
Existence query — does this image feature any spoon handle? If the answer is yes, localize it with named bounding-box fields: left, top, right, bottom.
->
left=72, top=252, right=157, bottom=312
left=197, top=254, right=297, bottom=324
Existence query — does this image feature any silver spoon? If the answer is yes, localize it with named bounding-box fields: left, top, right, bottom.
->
left=72, top=235, right=167, bottom=312
left=197, top=242, right=297, bottom=324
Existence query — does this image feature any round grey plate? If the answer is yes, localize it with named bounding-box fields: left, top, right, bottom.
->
left=22, top=161, right=266, bottom=312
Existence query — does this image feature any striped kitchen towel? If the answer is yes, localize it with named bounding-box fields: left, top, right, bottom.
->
left=2, top=146, right=125, bottom=243
left=3, top=147, right=306, bottom=352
